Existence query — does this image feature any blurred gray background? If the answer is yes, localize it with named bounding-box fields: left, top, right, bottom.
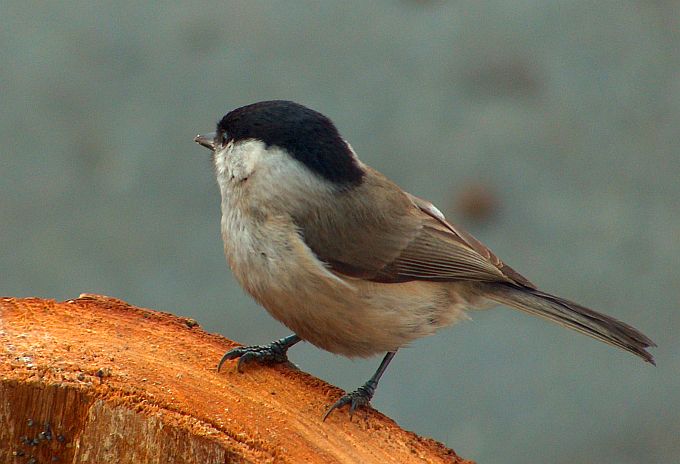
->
left=2, top=1, right=678, bottom=463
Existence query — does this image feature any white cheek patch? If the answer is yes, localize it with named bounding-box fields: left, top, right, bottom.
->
left=213, top=146, right=230, bottom=179
left=215, top=140, right=267, bottom=183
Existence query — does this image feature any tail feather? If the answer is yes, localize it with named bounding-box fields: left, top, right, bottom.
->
left=480, top=283, right=656, bottom=365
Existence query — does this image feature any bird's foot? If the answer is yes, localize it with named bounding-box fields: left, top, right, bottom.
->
left=218, top=335, right=299, bottom=373
left=323, top=380, right=377, bottom=421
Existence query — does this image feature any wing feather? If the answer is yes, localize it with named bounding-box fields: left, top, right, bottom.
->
left=294, top=168, right=534, bottom=288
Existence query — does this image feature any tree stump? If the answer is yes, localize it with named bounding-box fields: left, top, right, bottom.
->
left=0, top=295, right=471, bottom=463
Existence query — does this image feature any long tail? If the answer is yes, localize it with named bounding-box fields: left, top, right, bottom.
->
left=479, top=282, right=656, bottom=365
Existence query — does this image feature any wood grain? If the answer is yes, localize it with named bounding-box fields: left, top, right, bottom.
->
left=0, top=295, right=471, bottom=464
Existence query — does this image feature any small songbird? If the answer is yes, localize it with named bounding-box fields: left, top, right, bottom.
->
left=194, top=100, right=655, bottom=419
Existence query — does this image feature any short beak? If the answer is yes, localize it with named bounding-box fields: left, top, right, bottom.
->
left=194, top=132, right=217, bottom=151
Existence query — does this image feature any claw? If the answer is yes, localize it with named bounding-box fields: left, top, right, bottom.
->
left=322, top=351, right=397, bottom=421
left=323, top=383, right=375, bottom=421
left=217, top=334, right=301, bottom=373
left=236, top=351, right=261, bottom=372
left=218, top=347, right=246, bottom=372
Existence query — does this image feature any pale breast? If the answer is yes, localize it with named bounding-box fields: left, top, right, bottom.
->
left=220, top=202, right=477, bottom=357
left=213, top=143, right=477, bottom=357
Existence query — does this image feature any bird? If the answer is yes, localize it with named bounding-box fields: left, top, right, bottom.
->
left=194, top=100, right=655, bottom=420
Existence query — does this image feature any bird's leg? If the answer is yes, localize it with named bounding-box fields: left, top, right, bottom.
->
left=323, top=351, right=397, bottom=421
left=218, top=334, right=301, bottom=373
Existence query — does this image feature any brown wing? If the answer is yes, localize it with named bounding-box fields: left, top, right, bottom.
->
left=397, top=193, right=536, bottom=288
left=295, top=167, right=534, bottom=288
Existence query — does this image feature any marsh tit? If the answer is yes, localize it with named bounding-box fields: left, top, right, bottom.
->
left=194, top=100, right=655, bottom=420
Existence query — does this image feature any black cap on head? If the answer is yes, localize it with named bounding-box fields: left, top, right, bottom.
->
left=217, top=101, right=364, bottom=186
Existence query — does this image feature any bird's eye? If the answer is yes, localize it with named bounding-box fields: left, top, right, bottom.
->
left=216, top=131, right=228, bottom=147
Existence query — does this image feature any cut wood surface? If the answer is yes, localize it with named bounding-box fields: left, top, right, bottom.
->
left=0, top=295, right=471, bottom=464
